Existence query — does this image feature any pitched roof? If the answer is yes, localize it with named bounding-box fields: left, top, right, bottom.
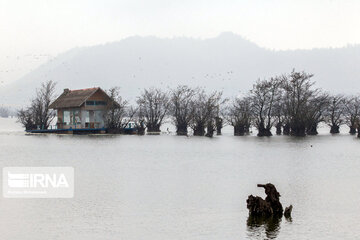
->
left=49, top=87, right=102, bottom=109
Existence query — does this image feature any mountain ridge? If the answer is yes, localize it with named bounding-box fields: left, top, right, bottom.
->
left=1, top=32, right=360, bottom=106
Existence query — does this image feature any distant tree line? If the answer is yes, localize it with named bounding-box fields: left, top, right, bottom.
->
left=17, top=71, right=360, bottom=138
left=0, top=106, right=11, bottom=118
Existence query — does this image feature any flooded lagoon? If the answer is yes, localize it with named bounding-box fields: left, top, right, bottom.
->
left=0, top=118, right=359, bottom=239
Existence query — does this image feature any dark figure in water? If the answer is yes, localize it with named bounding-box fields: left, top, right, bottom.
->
left=284, top=205, right=293, bottom=218
left=247, top=183, right=284, bottom=217
left=246, top=195, right=273, bottom=217
left=247, top=214, right=282, bottom=239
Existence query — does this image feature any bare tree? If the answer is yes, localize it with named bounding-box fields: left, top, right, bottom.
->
left=105, top=87, right=136, bottom=133
left=272, top=98, right=286, bottom=135
left=305, top=92, right=329, bottom=135
left=325, top=94, right=346, bottom=134
left=344, top=96, right=360, bottom=135
left=215, top=116, right=223, bottom=135
left=17, top=108, right=36, bottom=130
left=191, top=89, right=223, bottom=137
left=137, top=88, right=170, bottom=133
left=18, top=81, right=56, bottom=130
left=281, top=71, right=316, bottom=136
left=170, top=86, right=197, bottom=135
left=250, top=77, right=281, bottom=136
left=129, top=106, right=145, bottom=135
left=214, top=98, right=228, bottom=135
left=226, top=97, right=252, bottom=136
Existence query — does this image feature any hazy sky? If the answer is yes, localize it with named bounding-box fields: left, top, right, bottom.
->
left=1, top=0, right=360, bottom=84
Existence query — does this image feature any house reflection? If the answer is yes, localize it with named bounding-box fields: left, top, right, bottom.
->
left=246, top=215, right=282, bottom=239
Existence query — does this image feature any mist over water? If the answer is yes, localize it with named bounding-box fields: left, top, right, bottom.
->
left=0, top=118, right=360, bottom=239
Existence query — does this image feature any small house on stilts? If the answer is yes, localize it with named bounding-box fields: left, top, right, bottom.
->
left=29, top=87, right=117, bottom=134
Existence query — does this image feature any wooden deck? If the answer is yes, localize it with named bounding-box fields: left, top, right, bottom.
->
left=26, top=128, right=107, bottom=134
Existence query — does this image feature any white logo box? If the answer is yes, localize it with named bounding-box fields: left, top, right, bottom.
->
left=3, top=167, right=74, bottom=198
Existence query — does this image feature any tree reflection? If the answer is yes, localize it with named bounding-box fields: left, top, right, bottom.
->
left=246, top=215, right=282, bottom=239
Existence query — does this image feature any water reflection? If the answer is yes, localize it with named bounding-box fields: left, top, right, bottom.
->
left=246, top=215, right=282, bottom=239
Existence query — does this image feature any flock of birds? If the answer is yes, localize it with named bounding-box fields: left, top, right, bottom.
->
left=1, top=53, right=237, bottom=89
left=0, top=54, right=54, bottom=85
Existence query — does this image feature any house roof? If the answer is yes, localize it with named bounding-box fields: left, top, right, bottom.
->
left=49, top=87, right=107, bottom=109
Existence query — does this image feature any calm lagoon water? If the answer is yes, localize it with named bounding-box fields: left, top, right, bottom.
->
left=0, top=117, right=360, bottom=239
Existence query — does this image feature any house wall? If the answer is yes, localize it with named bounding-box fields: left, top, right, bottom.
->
left=56, top=107, right=106, bottom=129
left=57, top=109, right=63, bottom=122
left=83, top=90, right=110, bottom=111
left=54, top=89, right=109, bottom=129
left=80, top=110, right=87, bottom=128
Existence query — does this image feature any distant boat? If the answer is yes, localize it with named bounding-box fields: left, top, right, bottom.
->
left=123, top=121, right=137, bottom=134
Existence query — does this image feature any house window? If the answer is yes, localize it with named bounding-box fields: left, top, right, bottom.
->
left=94, top=111, right=103, bottom=122
left=86, top=101, right=107, bottom=106
left=85, top=111, right=89, bottom=122
left=72, top=110, right=81, bottom=124
left=63, top=111, right=70, bottom=124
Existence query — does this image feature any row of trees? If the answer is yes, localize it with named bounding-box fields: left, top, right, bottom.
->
left=105, top=86, right=225, bottom=137
left=231, top=71, right=360, bottom=137
left=17, top=71, right=360, bottom=138
left=106, top=70, right=360, bottom=137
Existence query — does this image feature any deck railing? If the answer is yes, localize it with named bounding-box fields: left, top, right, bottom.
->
left=52, top=122, right=102, bottom=130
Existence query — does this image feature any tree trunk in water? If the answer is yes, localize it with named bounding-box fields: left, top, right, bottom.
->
left=234, top=125, right=245, bottom=136
left=137, top=126, right=145, bottom=135
left=306, top=124, right=318, bottom=135
left=215, top=117, right=223, bottom=135
left=283, top=123, right=290, bottom=135
left=244, top=124, right=250, bottom=134
left=147, top=123, right=161, bottom=133
left=247, top=183, right=283, bottom=217
left=193, top=124, right=205, bottom=136
left=349, top=126, right=357, bottom=135
left=275, top=123, right=282, bottom=135
left=290, top=125, right=306, bottom=136
left=176, top=124, right=188, bottom=136
left=257, top=128, right=272, bottom=137
left=330, top=125, right=340, bottom=134
left=205, top=123, right=214, bottom=137
left=257, top=122, right=272, bottom=137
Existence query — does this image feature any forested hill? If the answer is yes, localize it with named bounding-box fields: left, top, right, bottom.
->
left=1, top=32, right=360, bottom=106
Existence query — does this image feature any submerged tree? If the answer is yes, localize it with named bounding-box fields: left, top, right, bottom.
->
left=272, top=98, right=286, bottom=135
left=250, top=78, right=281, bottom=137
left=215, top=116, right=223, bottom=135
left=17, top=108, right=36, bottom=130
left=137, top=88, right=170, bottom=133
left=214, top=98, right=228, bottom=135
left=226, top=97, right=252, bottom=136
left=344, top=96, right=360, bottom=135
left=17, top=81, right=56, bottom=130
left=169, top=86, right=197, bottom=135
left=105, top=87, right=136, bottom=133
left=131, top=106, right=145, bottom=135
left=190, top=89, right=223, bottom=137
left=281, top=71, right=317, bottom=136
left=325, top=94, right=346, bottom=134
left=305, top=92, right=329, bottom=135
